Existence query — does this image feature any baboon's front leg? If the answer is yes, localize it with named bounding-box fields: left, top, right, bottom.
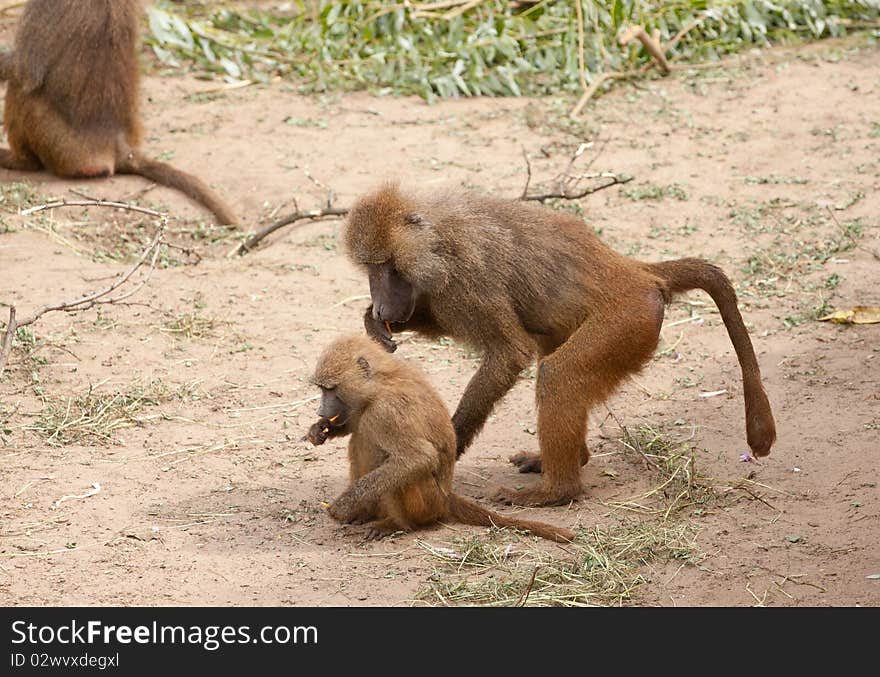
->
left=452, top=347, right=532, bottom=457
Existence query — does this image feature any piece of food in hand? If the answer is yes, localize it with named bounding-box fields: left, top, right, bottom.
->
left=307, top=418, right=332, bottom=445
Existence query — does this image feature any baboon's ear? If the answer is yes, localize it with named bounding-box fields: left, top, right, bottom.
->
left=356, top=356, right=372, bottom=378
left=404, top=212, right=426, bottom=227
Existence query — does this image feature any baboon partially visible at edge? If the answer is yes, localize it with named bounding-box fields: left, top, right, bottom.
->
left=343, top=183, right=777, bottom=507
left=307, top=335, right=575, bottom=543
left=0, top=0, right=237, bottom=224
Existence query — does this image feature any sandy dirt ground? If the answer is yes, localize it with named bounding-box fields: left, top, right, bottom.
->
left=0, top=11, right=878, bottom=606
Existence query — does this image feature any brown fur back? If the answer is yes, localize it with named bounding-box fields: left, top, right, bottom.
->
left=1, top=0, right=237, bottom=223
left=12, top=0, right=142, bottom=137
left=315, top=334, right=458, bottom=481
left=346, top=184, right=657, bottom=356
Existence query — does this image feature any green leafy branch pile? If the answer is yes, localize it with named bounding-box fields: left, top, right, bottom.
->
left=148, top=1, right=880, bottom=100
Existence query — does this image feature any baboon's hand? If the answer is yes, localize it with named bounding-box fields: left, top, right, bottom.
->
left=307, top=418, right=333, bottom=446
left=364, top=306, right=397, bottom=353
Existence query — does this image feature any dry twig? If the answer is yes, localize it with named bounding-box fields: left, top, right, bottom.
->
left=20, top=198, right=165, bottom=219
left=619, top=25, right=670, bottom=74
left=443, top=0, right=489, bottom=20
left=0, top=219, right=165, bottom=378
left=569, top=17, right=717, bottom=117
left=516, top=565, right=541, bottom=607
left=230, top=203, right=350, bottom=257
left=0, top=1, right=25, bottom=14
left=521, top=144, right=632, bottom=202
left=0, top=306, right=16, bottom=377
left=569, top=71, right=624, bottom=117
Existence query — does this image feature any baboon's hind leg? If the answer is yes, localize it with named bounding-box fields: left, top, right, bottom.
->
left=495, top=289, right=665, bottom=507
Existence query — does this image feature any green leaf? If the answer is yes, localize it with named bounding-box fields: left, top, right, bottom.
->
left=612, top=0, right=623, bottom=30
left=219, top=57, right=242, bottom=79
left=148, top=8, right=194, bottom=50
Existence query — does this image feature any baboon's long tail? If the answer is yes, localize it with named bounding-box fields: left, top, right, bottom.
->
left=646, top=258, right=776, bottom=456
left=448, top=494, right=575, bottom=543
left=117, top=151, right=237, bottom=225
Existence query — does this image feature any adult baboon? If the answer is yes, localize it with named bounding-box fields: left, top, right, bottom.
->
left=0, top=0, right=237, bottom=224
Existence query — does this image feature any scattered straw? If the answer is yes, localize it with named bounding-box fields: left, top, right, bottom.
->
left=27, top=379, right=196, bottom=445
left=415, top=521, right=701, bottom=607
left=158, top=312, right=226, bottom=339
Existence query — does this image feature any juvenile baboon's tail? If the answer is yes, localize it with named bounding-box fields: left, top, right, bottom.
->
left=447, top=494, right=575, bottom=543
left=646, top=258, right=776, bottom=456
left=117, top=151, right=237, bottom=225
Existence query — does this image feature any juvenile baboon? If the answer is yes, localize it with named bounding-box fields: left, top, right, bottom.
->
left=0, top=0, right=237, bottom=224
left=307, top=335, right=575, bottom=542
left=344, top=183, right=777, bottom=507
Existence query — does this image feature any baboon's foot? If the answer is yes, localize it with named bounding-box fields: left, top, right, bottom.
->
left=491, top=482, right=582, bottom=508
left=509, top=451, right=542, bottom=474
left=510, top=447, right=590, bottom=474
left=362, top=519, right=403, bottom=541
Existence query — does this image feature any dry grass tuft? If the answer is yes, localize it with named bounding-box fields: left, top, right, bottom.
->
left=28, top=379, right=199, bottom=445
left=608, top=422, right=717, bottom=519
left=416, top=519, right=701, bottom=607
left=158, top=312, right=226, bottom=339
